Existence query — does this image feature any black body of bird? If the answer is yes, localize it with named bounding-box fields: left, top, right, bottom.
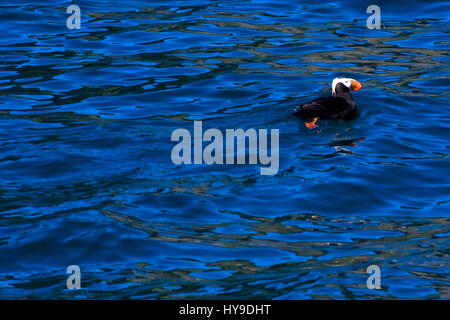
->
left=292, top=78, right=362, bottom=122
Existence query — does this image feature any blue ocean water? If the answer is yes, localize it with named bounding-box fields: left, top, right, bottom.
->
left=0, top=0, right=449, bottom=299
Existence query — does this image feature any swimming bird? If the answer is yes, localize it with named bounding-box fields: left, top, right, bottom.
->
left=292, top=77, right=363, bottom=128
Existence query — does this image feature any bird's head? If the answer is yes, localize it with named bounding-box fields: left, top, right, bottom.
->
left=332, top=77, right=362, bottom=96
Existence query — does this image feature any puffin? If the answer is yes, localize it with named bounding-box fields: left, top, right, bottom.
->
left=292, top=77, right=363, bottom=128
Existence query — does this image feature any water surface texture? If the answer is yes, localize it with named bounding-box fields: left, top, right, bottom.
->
left=0, top=0, right=449, bottom=299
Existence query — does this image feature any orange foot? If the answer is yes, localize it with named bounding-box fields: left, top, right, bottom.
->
left=305, top=117, right=319, bottom=129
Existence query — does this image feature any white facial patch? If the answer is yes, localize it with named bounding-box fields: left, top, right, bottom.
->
left=332, top=77, right=353, bottom=96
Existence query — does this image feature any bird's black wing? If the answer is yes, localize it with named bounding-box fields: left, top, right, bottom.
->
left=293, top=96, right=351, bottom=119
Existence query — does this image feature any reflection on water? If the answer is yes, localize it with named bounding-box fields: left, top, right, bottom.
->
left=0, top=0, right=449, bottom=299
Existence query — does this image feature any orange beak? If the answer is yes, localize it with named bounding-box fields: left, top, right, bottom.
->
left=351, top=80, right=362, bottom=91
